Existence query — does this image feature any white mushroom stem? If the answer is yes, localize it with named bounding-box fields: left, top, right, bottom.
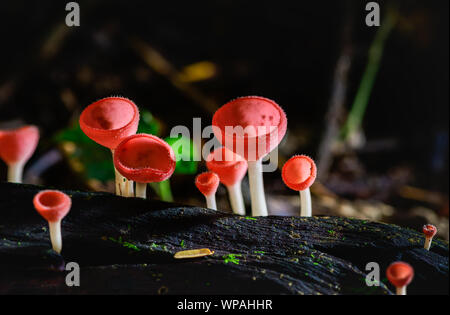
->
left=424, top=236, right=433, bottom=250
left=111, top=149, right=126, bottom=196
left=48, top=220, right=63, bottom=254
left=136, top=182, right=147, bottom=199
left=205, top=194, right=217, bottom=210
left=247, top=159, right=268, bottom=216
left=396, top=286, right=406, bottom=295
left=7, top=162, right=25, bottom=183
left=299, top=188, right=312, bottom=217
left=125, top=179, right=134, bottom=197
left=227, top=182, right=245, bottom=215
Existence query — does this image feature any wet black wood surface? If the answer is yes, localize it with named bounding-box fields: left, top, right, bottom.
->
left=0, top=182, right=448, bottom=294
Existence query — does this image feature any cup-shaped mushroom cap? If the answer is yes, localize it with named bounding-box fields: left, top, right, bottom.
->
left=281, top=155, right=317, bottom=191
left=0, top=125, right=39, bottom=165
left=423, top=224, right=437, bottom=238
left=33, top=190, right=72, bottom=222
left=212, top=96, right=287, bottom=161
left=114, top=134, right=176, bottom=183
left=386, top=262, right=414, bottom=288
left=195, top=172, right=220, bottom=197
left=79, top=97, right=139, bottom=150
left=206, top=147, right=248, bottom=186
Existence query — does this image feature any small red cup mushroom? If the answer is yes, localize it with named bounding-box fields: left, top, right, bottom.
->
left=33, top=190, right=72, bottom=254
left=79, top=97, right=139, bottom=196
left=113, top=134, right=176, bottom=199
left=0, top=125, right=39, bottom=183
left=281, top=155, right=317, bottom=217
left=195, top=172, right=220, bottom=210
left=386, top=261, right=414, bottom=295
left=212, top=96, right=287, bottom=216
left=422, top=224, right=437, bottom=251
left=206, top=147, right=247, bottom=215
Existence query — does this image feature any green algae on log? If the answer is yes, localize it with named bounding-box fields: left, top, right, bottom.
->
left=0, top=182, right=448, bottom=294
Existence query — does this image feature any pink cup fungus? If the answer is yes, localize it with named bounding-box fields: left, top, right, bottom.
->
left=281, top=155, right=317, bottom=217
left=195, top=172, right=220, bottom=210
left=79, top=97, right=140, bottom=197
left=386, top=261, right=414, bottom=295
left=422, top=224, right=437, bottom=251
left=212, top=96, right=287, bottom=216
left=33, top=190, right=72, bottom=254
left=206, top=147, right=247, bottom=215
left=0, top=125, right=39, bottom=183
left=113, top=134, right=176, bottom=199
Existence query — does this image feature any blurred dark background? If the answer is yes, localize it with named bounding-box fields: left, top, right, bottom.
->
left=0, top=1, right=448, bottom=237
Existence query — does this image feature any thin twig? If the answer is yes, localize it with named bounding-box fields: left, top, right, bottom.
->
left=317, top=0, right=354, bottom=180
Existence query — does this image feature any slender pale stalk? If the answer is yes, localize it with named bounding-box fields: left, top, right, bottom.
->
left=396, top=286, right=406, bottom=295
left=205, top=194, right=217, bottom=210
left=424, top=237, right=432, bottom=250
left=124, top=179, right=134, bottom=197
left=136, top=182, right=147, bottom=199
left=227, top=182, right=245, bottom=215
left=48, top=220, right=62, bottom=254
left=111, top=149, right=126, bottom=196
left=299, top=188, right=312, bottom=217
left=247, top=159, right=268, bottom=216
left=7, top=162, right=24, bottom=183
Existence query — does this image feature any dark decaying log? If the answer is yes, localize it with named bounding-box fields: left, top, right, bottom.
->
left=0, top=182, right=448, bottom=294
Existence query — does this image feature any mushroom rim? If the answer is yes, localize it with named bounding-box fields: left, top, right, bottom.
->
left=0, top=125, right=39, bottom=135
left=281, top=155, right=317, bottom=191
left=113, top=134, right=176, bottom=181
left=422, top=224, right=437, bottom=237
left=33, top=190, right=71, bottom=213
left=195, top=172, right=220, bottom=195
left=79, top=96, right=140, bottom=134
left=212, top=96, right=287, bottom=139
left=386, top=262, right=414, bottom=286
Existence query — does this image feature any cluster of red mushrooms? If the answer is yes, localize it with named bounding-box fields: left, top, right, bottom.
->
left=0, top=96, right=440, bottom=295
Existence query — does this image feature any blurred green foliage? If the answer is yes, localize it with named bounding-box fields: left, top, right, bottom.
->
left=54, top=122, right=114, bottom=181
left=165, top=135, right=198, bottom=175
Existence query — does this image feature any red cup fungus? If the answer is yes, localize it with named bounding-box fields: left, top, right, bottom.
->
left=33, top=190, right=72, bottom=254
left=206, top=147, right=247, bottom=215
left=113, top=134, right=176, bottom=199
left=281, top=155, right=317, bottom=217
left=386, top=261, right=414, bottom=295
left=80, top=97, right=140, bottom=197
left=0, top=125, right=39, bottom=183
left=422, top=224, right=437, bottom=251
left=212, top=96, right=287, bottom=216
left=195, top=172, right=220, bottom=210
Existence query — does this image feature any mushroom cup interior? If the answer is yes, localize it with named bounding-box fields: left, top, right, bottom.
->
left=82, top=98, right=137, bottom=131
left=282, top=156, right=317, bottom=191
left=212, top=97, right=287, bottom=161
left=119, top=137, right=172, bottom=171
left=33, top=190, right=71, bottom=222
left=387, top=263, right=414, bottom=287
left=114, top=135, right=176, bottom=183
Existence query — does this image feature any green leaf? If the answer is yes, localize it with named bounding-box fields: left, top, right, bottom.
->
left=137, top=110, right=161, bottom=136
left=164, top=135, right=198, bottom=175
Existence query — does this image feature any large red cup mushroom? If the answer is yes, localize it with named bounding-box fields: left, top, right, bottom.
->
left=212, top=96, right=287, bottom=216
left=195, top=172, right=220, bottom=210
left=422, top=224, right=437, bottom=251
left=281, top=155, right=317, bottom=217
left=79, top=97, right=139, bottom=196
left=0, top=125, right=39, bottom=183
left=33, top=190, right=72, bottom=254
left=206, top=147, right=247, bottom=215
left=113, top=134, right=176, bottom=199
left=386, top=261, right=414, bottom=295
